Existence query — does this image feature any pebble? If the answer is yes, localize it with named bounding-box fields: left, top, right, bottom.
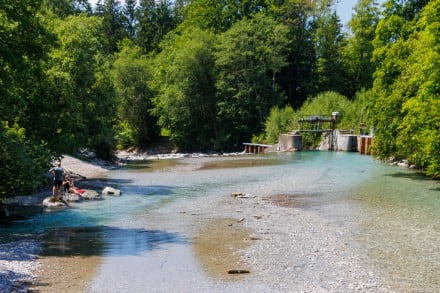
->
left=0, top=240, right=41, bottom=292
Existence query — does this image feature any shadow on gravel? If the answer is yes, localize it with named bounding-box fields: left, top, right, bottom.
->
left=386, top=171, right=431, bottom=181
left=0, top=271, right=35, bottom=292
left=40, top=226, right=187, bottom=257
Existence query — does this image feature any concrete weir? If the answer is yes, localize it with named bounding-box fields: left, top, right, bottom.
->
left=243, top=143, right=273, bottom=154
left=278, top=133, right=303, bottom=151
left=243, top=113, right=373, bottom=154
left=319, top=131, right=358, bottom=151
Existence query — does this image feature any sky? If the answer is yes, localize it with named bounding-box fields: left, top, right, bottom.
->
left=336, top=0, right=386, bottom=25
left=335, top=0, right=359, bottom=25
left=89, top=0, right=385, bottom=26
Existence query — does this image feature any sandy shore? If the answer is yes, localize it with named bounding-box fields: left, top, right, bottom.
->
left=29, top=155, right=111, bottom=292
left=29, top=256, right=101, bottom=292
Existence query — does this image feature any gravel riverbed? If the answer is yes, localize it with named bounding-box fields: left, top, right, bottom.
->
left=130, top=190, right=390, bottom=292
left=1, top=153, right=393, bottom=292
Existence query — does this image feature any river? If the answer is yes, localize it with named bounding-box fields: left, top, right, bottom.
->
left=1, top=152, right=439, bottom=292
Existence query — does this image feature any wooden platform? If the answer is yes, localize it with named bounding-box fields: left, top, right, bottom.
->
left=243, top=143, right=272, bottom=154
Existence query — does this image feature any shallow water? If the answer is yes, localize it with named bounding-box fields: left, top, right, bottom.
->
left=1, top=152, right=439, bottom=291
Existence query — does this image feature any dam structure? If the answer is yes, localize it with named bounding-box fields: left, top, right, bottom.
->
left=244, top=112, right=373, bottom=154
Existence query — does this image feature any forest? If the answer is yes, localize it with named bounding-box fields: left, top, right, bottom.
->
left=0, top=0, right=438, bottom=197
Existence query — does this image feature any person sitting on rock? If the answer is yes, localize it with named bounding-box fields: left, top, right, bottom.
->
left=63, top=175, right=86, bottom=195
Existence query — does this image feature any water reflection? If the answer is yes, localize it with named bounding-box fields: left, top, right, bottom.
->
left=40, top=226, right=187, bottom=257
left=197, top=157, right=286, bottom=170
left=123, top=159, right=184, bottom=171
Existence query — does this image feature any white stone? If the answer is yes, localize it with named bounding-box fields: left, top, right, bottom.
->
left=102, top=186, right=121, bottom=196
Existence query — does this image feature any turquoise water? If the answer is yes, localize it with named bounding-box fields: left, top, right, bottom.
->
left=1, top=152, right=439, bottom=291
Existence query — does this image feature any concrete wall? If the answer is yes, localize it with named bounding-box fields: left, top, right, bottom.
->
left=278, top=133, right=302, bottom=151
left=319, top=131, right=358, bottom=151
left=337, top=134, right=358, bottom=151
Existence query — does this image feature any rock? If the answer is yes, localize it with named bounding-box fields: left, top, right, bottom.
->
left=102, top=186, right=121, bottom=196
left=398, top=160, right=409, bottom=168
left=64, top=193, right=82, bottom=202
left=81, top=190, right=102, bottom=200
left=231, top=192, right=255, bottom=198
left=227, top=269, right=250, bottom=274
left=42, top=197, right=68, bottom=208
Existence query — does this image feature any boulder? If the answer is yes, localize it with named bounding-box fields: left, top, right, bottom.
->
left=102, top=186, right=121, bottom=196
left=64, top=193, right=82, bottom=202
left=81, top=190, right=102, bottom=200
left=42, top=197, right=68, bottom=208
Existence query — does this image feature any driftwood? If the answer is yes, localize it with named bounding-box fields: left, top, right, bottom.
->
left=231, top=192, right=255, bottom=198
left=227, top=269, right=250, bottom=274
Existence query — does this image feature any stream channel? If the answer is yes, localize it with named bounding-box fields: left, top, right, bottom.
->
left=1, top=151, right=439, bottom=292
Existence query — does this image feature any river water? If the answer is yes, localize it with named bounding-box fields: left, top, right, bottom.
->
left=1, top=152, right=439, bottom=292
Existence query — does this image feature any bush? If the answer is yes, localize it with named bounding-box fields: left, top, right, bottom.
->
left=264, top=106, right=297, bottom=144
left=0, top=122, right=52, bottom=198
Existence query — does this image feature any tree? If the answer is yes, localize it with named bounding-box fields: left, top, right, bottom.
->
left=42, top=0, right=92, bottom=17
left=112, top=40, right=158, bottom=147
left=182, top=0, right=268, bottom=33
left=312, top=7, right=347, bottom=96
left=47, top=15, right=116, bottom=158
left=269, top=0, right=316, bottom=108
left=264, top=106, right=297, bottom=144
left=215, top=14, right=289, bottom=150
left=122, top=0, right=137, bottom=38
left=95, top=0, right=127, bottom=53
left=136, top=0, right=175, bottom=53
left=0, top=0, right=54, bottom=196
left=152, top=27, right=217, bottom=150
left=368, top=0, right=437, bottom=178
left=0, top=123, right=51, bottom=197
left=342, top=0, right=380, bottom=98
left=368, top=0, right=426, bottom=158
left=394, top=0, right=440, bottom=177
left=0, top=0, right=53, bottom=125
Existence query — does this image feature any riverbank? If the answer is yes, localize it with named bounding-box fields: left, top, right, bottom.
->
left=0, top=154, right=113, bottom=293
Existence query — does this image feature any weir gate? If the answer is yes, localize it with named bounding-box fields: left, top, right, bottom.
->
left=243, top=112, right=373, bottom=154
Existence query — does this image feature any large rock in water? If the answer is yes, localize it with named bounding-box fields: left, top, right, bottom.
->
left=102, top=186, right=121, bottom=196
left=42, top=197, right=68, bottom=208
left=81, top=190, right=102, bottom=200
left=64, top=193, right=81, bottom=202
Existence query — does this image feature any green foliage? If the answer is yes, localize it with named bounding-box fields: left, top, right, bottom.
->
left=270, top=0, right=316, bottom=108
left=296, top=91, right=360, bottom=148
left=46, top=14, right=117, bottom=158
left=112, top=41, right=158, bottom=147
left=298, top=92, right=353, bottom=128
left=394, top=1, right=440, bottom=178
left=263, top=91, right=365, bottom=149
left=115, top=120, right=138, bottom=149
left=0, top=123, right=52, bottom=197
left=251, top=133, right=266, bottom=144
left=214, top=13, right=289, bottom=150
left=183, top=0, right=268, bottom=33
left=367, top=0, right=439, bottom=177
left=95, top=0, right=127, bottom=53
left=136, top=0, right=176, bottom=53
left=152, top=26, right=217, bottom=151
left=312, top=6, right=347, bottom=96
left=0, top=0, right=54, bottom=124
left=342, top=0, right=380, bottom=98
left=264, top=106, right=297, bottom=144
